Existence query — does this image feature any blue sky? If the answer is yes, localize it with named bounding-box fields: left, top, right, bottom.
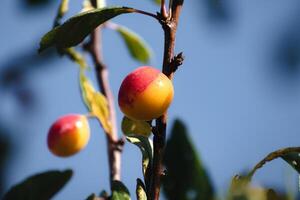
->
left=1, top=0, right=300, bottom=199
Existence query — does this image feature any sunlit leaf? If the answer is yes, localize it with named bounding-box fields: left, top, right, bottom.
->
left=3, top=169, right=72, bottom=200
left=64, top=48, right=88, bottom=69
left=136, top=179, right=147, bottom=200
left=80, top=71, right=111, bottom=133
left=39, top=7, right=136, bottom=52
left=111, top=181, right=131, bottom=200
left=121, top=116, right=151, bottom=137
left=163, top=119, right=214, bottom=200
left=116, top=25, right=152, bottom=63
left=126, top=135, right=153, bottom=179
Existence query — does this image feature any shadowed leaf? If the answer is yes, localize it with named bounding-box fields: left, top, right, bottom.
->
left=39, top=7, right=136, bottom=52
left=121, top=116, right=151, bottom=137
left=116, top=25, right=152, bottom=63
left=86, top=193, right=103, bottom=200
left=163, top=119, right=214, bottom=200
left=281, top=152, right=300, bottom=173
left=3, top=169, right=72, bottom=200
left=111, top=181, right=131, bottom=200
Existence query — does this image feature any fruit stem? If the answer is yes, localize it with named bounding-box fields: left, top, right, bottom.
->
left=149, top=0, right=184, bottom=200
left=85, top=0, right=122, bottom=189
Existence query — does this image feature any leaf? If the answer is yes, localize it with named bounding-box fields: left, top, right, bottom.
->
left=3, top=169, right=72, bottom=200
left=155, top=0, right=161, bottom=4
left=116, top=25, right=152, bottom=63
left=86, top=193, right=102, bottom=200
left=80, top=71, right=111, bottom=133
left=246, top=147, right=300, bottom=180
left=281, top=152, right=300, bottom=173
left=162, top=119, right=214, bottom=200
left=126, top=135, right=153, bottom=179
left=121, top=116, right=152, bottom=137
left=228, top=177, right=289, bottom=200
left=39, top=7, right=136, bottom=52
left=136, top=179, right=147, bottom=200
left=111, top=180, right=131, bottom=200
left=64, top=48, right=88, bottom=69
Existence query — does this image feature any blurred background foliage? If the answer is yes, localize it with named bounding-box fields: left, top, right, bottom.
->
left=1, top=0, right=300, bottom=199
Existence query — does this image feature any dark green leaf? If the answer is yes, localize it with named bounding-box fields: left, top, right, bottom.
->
left=136, top=179, right=147, bottom=200
left=121, top=116, right=152, bottom=137
left=163, top=119, right=214, bottom=200
left=3, top=169, right=72, bottom=200
left=111, top=180, right=131, bottom=200
left=126, top=135, right=153, bottom=178
left=86, top=193, right=102, bottom=200
left=116, top=26, right=152, bottom=63
left=39, top=7, right=136, bottom=52
left=281, top=152, right=300, bottom=173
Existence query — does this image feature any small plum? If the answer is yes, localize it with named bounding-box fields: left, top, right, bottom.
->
left=47, top=114, right=90, bottom=157
left=118, top=66, right=174, bottom=121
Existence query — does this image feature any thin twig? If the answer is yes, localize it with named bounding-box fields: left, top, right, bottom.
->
left=160, top=0, right=168, bottom=19
left=149, top=0, right=184, bottom=199
left=84, top=0, right=122, bottom=188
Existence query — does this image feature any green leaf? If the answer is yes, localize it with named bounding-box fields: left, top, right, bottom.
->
left=155, top=0, right=161, bottom=4
left=80, top=71, right=111, bottom=133
left=86, top=193, right=102, bottom=200
left=116, top=25, right=152, bottom=63
left=39, top=7, right=136, bottom=52
left=162, top=119, right=214, bottom=200
left=121, top=116, right=152, bottom=137
left=246, top=147, right=300, bottom=180
left=111, top=180, right=131, bottom=200
left=3, top=169, right=72, bottom=200
left=126, top=135, right=153, bottom=180
left=281, top=152, right=300, bottom=173
left=136, top=179, right=147, bottom=200
left=64, top=48, right=88, bottom=69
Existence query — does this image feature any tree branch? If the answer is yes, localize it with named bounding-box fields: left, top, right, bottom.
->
left=84, top=0, right=122, bottom=188
left=149, top=0, right=184, bottom=199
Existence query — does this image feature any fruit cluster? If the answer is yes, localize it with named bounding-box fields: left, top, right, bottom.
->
left=47, top=66, right=173, bottom=157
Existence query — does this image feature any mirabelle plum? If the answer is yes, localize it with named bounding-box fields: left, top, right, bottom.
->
left=118, top=66, right=174, bottom=121
left=47, top=114, right=90, bottom=157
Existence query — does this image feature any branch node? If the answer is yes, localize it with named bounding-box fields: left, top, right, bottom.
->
left=170, top=52, right=185, bottom=73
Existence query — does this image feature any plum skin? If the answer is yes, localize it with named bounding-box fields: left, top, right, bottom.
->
left=118, top=66, right=174, bottom=121
left=47, top=114, right=90, bottom=157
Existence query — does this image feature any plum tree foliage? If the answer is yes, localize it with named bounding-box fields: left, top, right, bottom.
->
left=2, top=0, right=300, bottom=200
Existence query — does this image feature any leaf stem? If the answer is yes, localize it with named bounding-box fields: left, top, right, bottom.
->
left=131, top=8, right=160, bottom=20
left=149, top=0, right=184, bottom=199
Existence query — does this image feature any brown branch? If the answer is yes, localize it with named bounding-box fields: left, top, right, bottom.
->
left=84, top=0, right=122, bottom=188
left=149, top=0, right=184, bottom=199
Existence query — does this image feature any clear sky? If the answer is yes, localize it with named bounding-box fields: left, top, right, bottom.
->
left=1, top=0, right=300, bottom=199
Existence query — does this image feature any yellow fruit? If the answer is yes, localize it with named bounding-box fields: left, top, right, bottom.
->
left=118, top=66, right=174, bottom=121
left=47, top=114, right=90, bottom=157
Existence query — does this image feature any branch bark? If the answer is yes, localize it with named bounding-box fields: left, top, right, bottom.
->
left=149, top=0, right=184, bottom=199
left=84, top=0, right=122, bottom=188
